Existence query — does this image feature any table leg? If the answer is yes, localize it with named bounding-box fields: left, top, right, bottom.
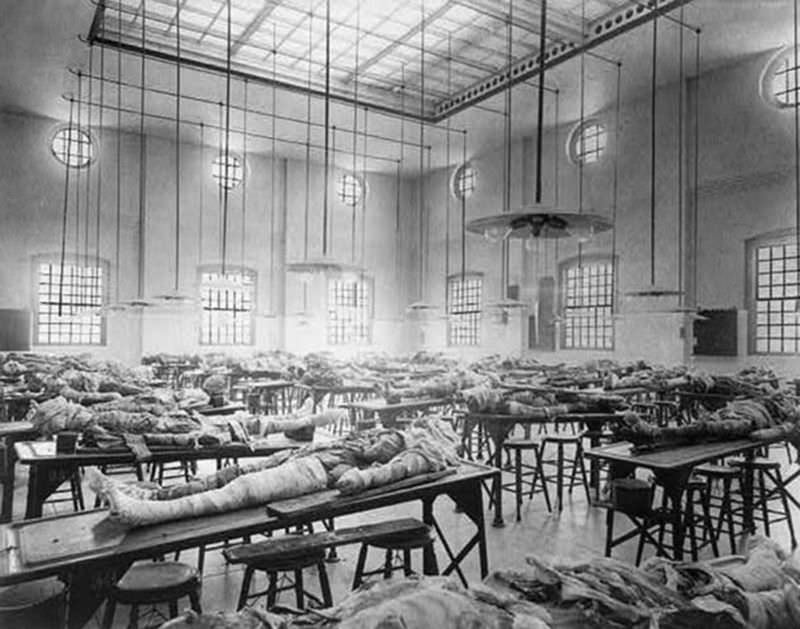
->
left=26, top=463, right=76, bottom=519
left=442, top=476, right=491, bottom=581
left=483, top=421, right=511, bottom=528
left=741, top=448, right=757, bottom=535
left=64, top=563, right=126, bottom=629
left=1, top=443, right=17, bottom=523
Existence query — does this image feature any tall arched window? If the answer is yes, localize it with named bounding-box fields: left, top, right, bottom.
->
left=560, top=256, right=614, bottom=350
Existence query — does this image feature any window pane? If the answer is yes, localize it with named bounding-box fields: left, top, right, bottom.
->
left=561, top=260, right=614, bottom=349
left=199, top=269, right=254, bottom=346
left=35, top=261, right=104, bottom=345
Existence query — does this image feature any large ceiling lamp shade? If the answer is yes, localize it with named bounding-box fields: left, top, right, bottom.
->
left=466, top=0, right=612, bottom=247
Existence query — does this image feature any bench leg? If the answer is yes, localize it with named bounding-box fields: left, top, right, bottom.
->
left=237, top=566, right=254, bottom=611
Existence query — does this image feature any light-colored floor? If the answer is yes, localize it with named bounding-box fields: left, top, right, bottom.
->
left=7, top=440, right=799, bottom=628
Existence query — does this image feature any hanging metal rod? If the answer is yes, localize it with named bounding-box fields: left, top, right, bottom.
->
left=60, top=92, right=403, bottom=164
left=433, top=0, right=695, bottom=120
left=66, top=67, right=445, bottom=149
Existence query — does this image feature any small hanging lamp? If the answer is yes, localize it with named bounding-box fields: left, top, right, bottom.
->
left=466, top=0, right=612, bottom=244
left=118, top=0, right=158, bottom=309
left=154, top=0, right=194, bottom=306
left=287, top=0, right=364, bottom=279
left=406, top=0, right=439, bottom=318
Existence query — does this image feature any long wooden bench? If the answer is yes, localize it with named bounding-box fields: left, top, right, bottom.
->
left=223, top=517, right=429, bottom=565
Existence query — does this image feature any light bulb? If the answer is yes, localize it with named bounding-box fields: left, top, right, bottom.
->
left=524, top=236, right=536, bottom=252
left=484, top=226, right=502, bottom=243
left=569, top=223, right=595, bottom=244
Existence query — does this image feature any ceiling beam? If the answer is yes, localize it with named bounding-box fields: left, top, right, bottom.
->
left=231, top=0, right=281, bottom=54
left=344, top=0, right=456, bottom=84
left=432, top=0, right=696, bottom=121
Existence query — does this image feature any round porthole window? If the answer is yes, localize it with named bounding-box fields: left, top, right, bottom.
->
left=336, top=173, right=365, bottom=206
left=451, top=163, right=476, bottom=200
left=568, top=120, right=607, bottom=165
left=51, top=125, right=95, bottom=168
left=211, top=154, right=244, bottom=189
left=762, top=46, right=800, bottom=108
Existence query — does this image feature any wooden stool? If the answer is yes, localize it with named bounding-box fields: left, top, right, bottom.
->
left=694, top=464, right=742, bottom=554
left=352, top=528, right=438, bottom=589
left=101, top=561, right=201, bottom=629
left=540, top=434, right=590, bottom=511
left=235, top=548, right=332, bottom=611
left=501, top=439, right=551, bottom=520
left=150, top=461, right=193, bottom=485
left=729, top=458, right=797, bottom=548
left=644, top=478, right=718, bottom=563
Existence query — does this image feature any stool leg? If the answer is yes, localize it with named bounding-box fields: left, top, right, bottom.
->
left=317, top=562, right=333, bottom=607
left=635, top=517, right=648, bottom=566
left=604, top=508, right=615, bottom=557
left=722, top=477, right=737, bottom=555
left=685, top=489, right=699, bottom=562
left=127, top=605, right=139, bottom=629
left=197, top=545, right=206, bottom=576
left=701, top=487, right=719, bottom=558
left=775, top=469, right=797, bottom=548
left=403, top=549, right=413, bottom=577
left=535, top=445, right=552, bottom=512
left=758, top=471, right=770, bottom=537
left=352, top=545, right=368, bottom=590
left=294, top=569, right=304, bottom=609
left=556, top=443, right=564, bottom=511
left=576, top=445, right=591, bottom=503
left=237, top=566, right=254, bottom=611
left=514, top=448, right=522, bottom=522
left=383, top=550, right=393, bottom=579
left=168, top=600, right=179, bottom=618
left=100, top=599, right=116, bottom=629
left=188, top=588, right=202, bottom=613
left=267, top=572, right=279, bottom=609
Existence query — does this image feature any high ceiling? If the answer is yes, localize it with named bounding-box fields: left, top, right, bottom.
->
left=94, top=0, right=644, bottom=119
left=0, top=0, right=795, bottom=174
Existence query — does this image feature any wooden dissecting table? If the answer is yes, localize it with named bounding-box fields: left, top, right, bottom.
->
left=14, top=433, right=331, bottom=520
left=341, top=398, right=452, bottom=428
left=585, top=437, right=782, bottom=560
left=0, top=462, right=496, bottom=629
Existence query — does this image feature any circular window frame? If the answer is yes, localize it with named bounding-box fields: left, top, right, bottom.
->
left=450, top=162, right=477, bottom=200
left=336, top=172, right=366, bottom=206
left=211, top=153, right=246, bottom=190
left=50, top=124, right=96, bottom=169
left=567, top=119, right=607, bottom=166
left=760, top=46, right=800, bottom=110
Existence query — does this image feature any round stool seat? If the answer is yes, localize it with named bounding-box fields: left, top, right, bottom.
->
left=503, top=439, right=540, bottom=450
left=694, top=464, right=740, bottom=477
left=542, top=434, right=583, bottom=444
left=728, top=457, right=780, bottom=471
left=247, top=549, right=327, bottom=573
left=113, top=562, right=199, bottom=605
left=368, top=529, right=434, bottom=551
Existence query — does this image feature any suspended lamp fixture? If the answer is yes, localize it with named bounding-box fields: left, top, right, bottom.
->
left=406, top=0, right=439, bottom=318
left=287, top=0, right=365, bottom=279
left=291, top=6, right=316, bottom=324
left=117, top=0, right=158, bottom=309
left=154, top=0, right=194, bottom=306
left=486, top=0, right=526, bottom=318
left=625, top=12, right=680, bottom=300
left=625, top=13, right=702, bottom=320
left=466, top=0, right=612, bottom=244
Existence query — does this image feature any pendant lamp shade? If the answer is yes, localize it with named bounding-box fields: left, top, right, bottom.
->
left=466, top=0, right=612, bottom=247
